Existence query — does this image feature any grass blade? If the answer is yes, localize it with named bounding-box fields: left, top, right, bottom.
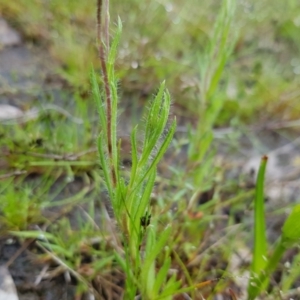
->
left=248, top=155, right=268, bottom=297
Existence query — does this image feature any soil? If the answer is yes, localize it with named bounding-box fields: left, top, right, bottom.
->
left=0, top=238, right=77, bottom=300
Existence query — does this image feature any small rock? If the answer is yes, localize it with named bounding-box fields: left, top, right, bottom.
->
left=0, top=18, right=21, bottom=47
left=0, top=265, right=19, bottom=300
left=0, top=104, right=23, bottom=120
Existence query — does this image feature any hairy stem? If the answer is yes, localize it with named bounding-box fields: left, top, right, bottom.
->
left=103, top=0, right=110, bottom=52
left=97, top=0, right=116, bottom=187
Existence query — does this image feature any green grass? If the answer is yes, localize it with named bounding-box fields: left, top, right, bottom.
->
left=0, top=0, right=300, bottom=299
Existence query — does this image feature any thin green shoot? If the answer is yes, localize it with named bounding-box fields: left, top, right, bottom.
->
left=248, top=155, right=268, bottom=298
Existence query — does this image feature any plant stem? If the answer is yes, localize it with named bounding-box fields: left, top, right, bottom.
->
left=96, top=0, right=116, bottom=187
left=103, top=0, right=110, bottom=52
left=249, top=239, right=286, bottom=299
left=253, top=155, right=268, bottom=272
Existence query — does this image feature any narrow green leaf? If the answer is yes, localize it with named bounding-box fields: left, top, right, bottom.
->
left=158, top=274, right=181, bottom=298
left=129, top=126, right=139, bottom=188
left=282, top=249, right=300, bottom=291
left=143, top=226, right=171, bottom=269
left=135, top=119, right=176, bottom=191
left=110, top=80, right=119, bottom=179
left=153, top=257, right=171, bottom=296
left=39, top=241, right=74, bottom=258
left=107, top=17, right=122, bottom=80
left=115, top=176, right=127, bottom=216
left=145, top=229, right=156, bottom=297
left=248, top=155, right=268, bottom=297
left=253, top=156, right=268, bottom=271
left=248, top=190, right=300, bottom=299
left=97, top=134, right=113, bottom=199
left=144, top=82, right=165, bottom=147
left=248, top=238, right=286, bottom=300
left=10, top=230, right=54, bottom=240
left=133, top=166, right=156, bottom=223
left=93, top=255, right=114, bottom=271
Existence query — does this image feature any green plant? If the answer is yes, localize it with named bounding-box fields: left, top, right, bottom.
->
left=248, top=156, right=300, bottom=299
left=93, top=1, right=178, bottom=298
left=0, top=177, right=52, bottom=231
left=185, top=0, right=238, bottom=215
left=188, top=0, right=237, bottom=165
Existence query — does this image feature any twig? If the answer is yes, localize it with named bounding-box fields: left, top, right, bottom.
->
left=0, top=170, right=27, bottom=180
left=97, top=274, right=124, bottom=293
left=36, top=241, right=88, bottom=284
left=34, top=264, right=50, bottom=285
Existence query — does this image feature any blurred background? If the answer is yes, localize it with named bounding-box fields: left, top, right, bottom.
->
left=1, top=0, right=300, bottom=126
